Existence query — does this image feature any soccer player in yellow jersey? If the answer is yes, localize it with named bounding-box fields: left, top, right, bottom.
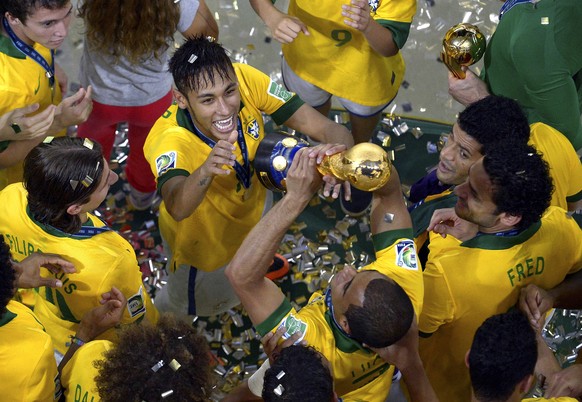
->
left=250, top=0, right=415, bottom=146
left=0, top=137, right=159, bottom=355
left=226, top=149, right=437, bottom=402
left=251, top=0, right=416, bottom=215
left=144, top=36, right=353, bottom=317
left=0, top=0, right=93, bottom=189
left=419, top=144, right=582, bottom=402
left=409, top=96, right=582, bottom=258
left=0, top=234, right=126, bottom=402
left=468, top=309, right=579, bottom=402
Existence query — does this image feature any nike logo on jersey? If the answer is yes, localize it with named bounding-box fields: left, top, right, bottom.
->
left=34, top=75, right=41, bottom=95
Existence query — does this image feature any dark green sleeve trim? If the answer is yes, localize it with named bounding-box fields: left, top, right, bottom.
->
left=411, top=194, right=458, bottom=238
left=566, top=188, right=582, bottom=203
left=156, top=168, right=190, bottom=193
left=0, top=309, right=16, bottom=327
left=372, top=228, right=414, bottom=251
left=255, top=298, right=293, bottom=336
left=0, top=140, right=10, bottom=153
left=375, top=20, right=411, bottom=49
left=419, top=331, right=433, bottom=338
left=270, top=95, right=304, bottom=126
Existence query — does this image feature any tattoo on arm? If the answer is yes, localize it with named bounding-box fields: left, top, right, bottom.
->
left=199, top=177, right=211, bottom=186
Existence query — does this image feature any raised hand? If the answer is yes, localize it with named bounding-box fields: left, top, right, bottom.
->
left=428, top=207, right=478, bottom=241
left=0, top=104, right=56, bottom=141
left=14, top=252, right=76, bottom=289
left=342, top=0, right=371, bottom=32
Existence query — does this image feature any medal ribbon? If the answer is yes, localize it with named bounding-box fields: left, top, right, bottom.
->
left=2, top=17, right=55, bottom=88
left=45, top=216, right=112, bottom=239
left=187, top=110, right=251, bottom=189
left=499, top=0, right=534, bottom=19
left=476, top=228, right=521, bottom=237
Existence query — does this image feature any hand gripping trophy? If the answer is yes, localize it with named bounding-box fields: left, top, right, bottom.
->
left=441, top=23, right=486, bottom=79
left=254, top=133, right=391, bottom=192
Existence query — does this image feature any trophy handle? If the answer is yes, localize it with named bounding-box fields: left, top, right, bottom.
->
left=441, top=50, right=466, bottom=79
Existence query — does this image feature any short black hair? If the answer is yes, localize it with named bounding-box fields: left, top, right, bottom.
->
left=345, top=277, right=414, bottom=348
left=0, top=236, right=16, bottom=315
left=458, top=95, right=531, bottom=155
left=263, top=345, right=334, bottom=402
left=482, top=143, right=553, bottom=230
left=169, top=36, right=235, bottom=96
left=469, top=309, right=537, bottom=402
left=1, top=0, right=69, bottom=23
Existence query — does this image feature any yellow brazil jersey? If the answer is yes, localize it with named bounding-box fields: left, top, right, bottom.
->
left=0, top=300, right=60, bottom=402
left=283, top=0, right=416, bottom=106
left=418, top=207, right=582, bottom=402
left=523, top=398, right=580, bottom=401
left=410, top=121, right=582, bottom=252
left=61, top=340, right=112, bottom=402
left=256, top=229, right=422, bottom=401
left=0, top=35, right=64, bottom=190
left=144, top=62, right=304, bottom=271
left=529, top=122, right=582, bottom=210
left=0, top=184, right=159, bottom=355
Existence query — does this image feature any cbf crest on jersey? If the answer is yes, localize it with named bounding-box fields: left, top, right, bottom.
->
left=155, top=151, right=177, bottom=175
left=246, top=119, right=260, bottom=140
left=395, top=240, right=418, bottom=270
left=369, top=0, right=379, bottom=12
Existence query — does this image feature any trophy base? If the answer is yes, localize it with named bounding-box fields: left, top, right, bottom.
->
left=254, top=132, right=310, bottom=192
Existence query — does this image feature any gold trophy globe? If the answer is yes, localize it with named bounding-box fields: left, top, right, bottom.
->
left=255, top=134, right=391, bottom=192
left=317, top=142, right=391, bottom=192
left=441, top=23, right=486, bottom=79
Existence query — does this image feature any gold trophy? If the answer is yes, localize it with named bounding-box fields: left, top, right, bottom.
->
left=441, top=23, right=486, bottom=79
left=317, top=143, right=391, bottom=192
left=255, top=134, right=391, bottom=192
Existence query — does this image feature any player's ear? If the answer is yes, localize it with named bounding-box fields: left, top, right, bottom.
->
left=66, top=203, right=83, bottom=216
left=518, top=374, right=534, bottom=394
left=339, top=316, right=350, bottom=335
left=500, top=212, right=522, bottom=228
left=464, top=349, right=470, bottom=368
left=173, top=88, right=188, bottom=109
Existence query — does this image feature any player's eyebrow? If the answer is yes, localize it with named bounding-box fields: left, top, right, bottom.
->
left=343, top=277, right=355, bottom=296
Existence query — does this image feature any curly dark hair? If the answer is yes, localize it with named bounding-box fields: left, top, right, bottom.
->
left=169, top=36, right=235, bottom=96
left=483, top=143, right=553, bottom=230
left=94, top=314, right=212, bottom=402
left=0, top=0, right=69, bottom=23
left=345, top=277, right=414, bottom=348
left=23, top=137, right=105, bottom=234
left=263, top=345, right=334, bottom=402
left=0, top=236, right=16, bottom=316
left=458, top=95, right=531, bottom=155
left=78, top=0, right=180, bottom=63
left=469, top=309, right=537, bottom=401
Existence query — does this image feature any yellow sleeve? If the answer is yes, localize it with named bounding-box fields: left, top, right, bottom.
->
left=418, top=258, right=456, bottom=335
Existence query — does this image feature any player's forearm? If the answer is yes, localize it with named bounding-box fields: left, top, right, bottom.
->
left=227, top=193, right=306, bottom=288
left=163, top=170, right=213, bottom=221
left=535, top=332, right=561, bottom=380
left=363, top=22, right=399, bottom=57
left=250, top=0, right=283, bottom=26
left=401, top=357, right=440, bottom=402
left=0, top=137, right=42, bottom=168
left=286, top=105, right=354, bottom=148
